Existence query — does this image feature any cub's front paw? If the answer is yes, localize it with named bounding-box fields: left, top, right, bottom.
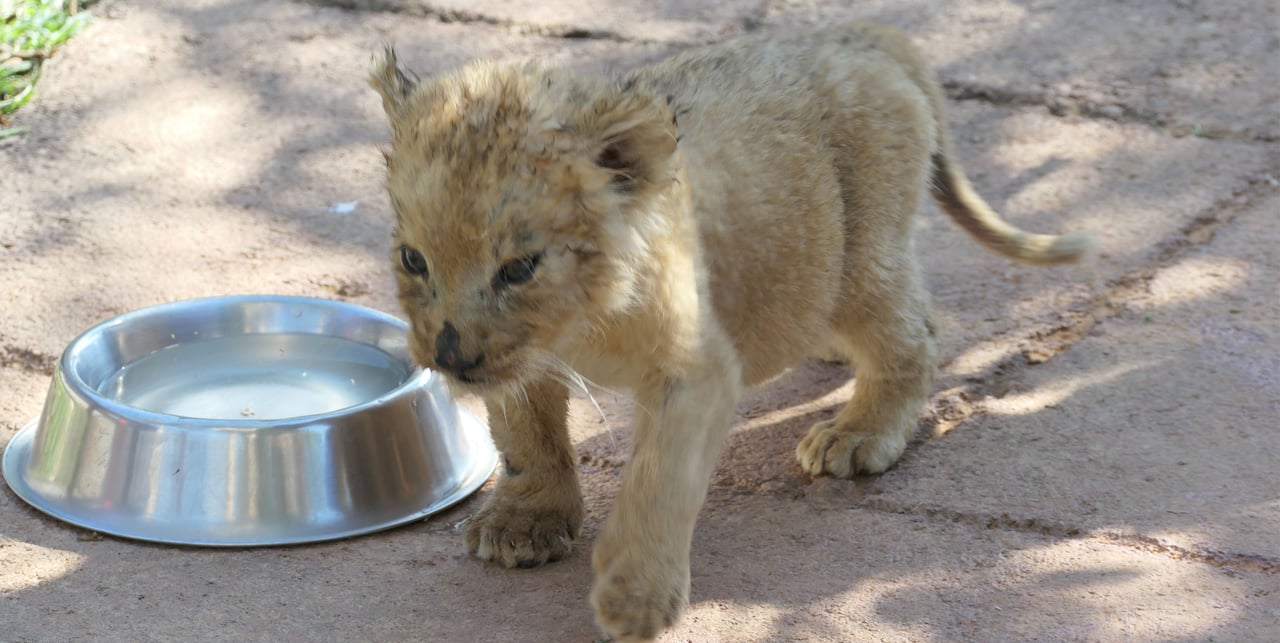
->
left=590, top=546, right=689, bottom=641
left=464, top=483, right=583, bottom=568
left=796, top=417, right=908, bottom=477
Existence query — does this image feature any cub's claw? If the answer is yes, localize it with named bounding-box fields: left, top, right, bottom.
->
left=464, top=487, right=582, bottom=568
left=797, top=417, right=907, bottom=477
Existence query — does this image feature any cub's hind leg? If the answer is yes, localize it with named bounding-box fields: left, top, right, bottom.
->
left=796, top=255, right=938, bottom=477
left=795, top=69, right=940, bottom=477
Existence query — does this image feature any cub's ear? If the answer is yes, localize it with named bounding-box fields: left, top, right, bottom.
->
left=583, top=88, right=678, bottom=196
left=369, top=45, right=418, bottom=121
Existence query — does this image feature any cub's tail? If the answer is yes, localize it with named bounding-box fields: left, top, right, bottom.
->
left=929, top=151, right=1094, bottom=265
left=858, top=20, right=1095, bottom=265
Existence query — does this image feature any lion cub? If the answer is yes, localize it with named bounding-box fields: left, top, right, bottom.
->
left=371, top=21, right=1090, bottom=641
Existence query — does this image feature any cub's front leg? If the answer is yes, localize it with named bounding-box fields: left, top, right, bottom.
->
left=590, top=331, right=742, bottom=641
left=466, top=378, right=584, bottom=568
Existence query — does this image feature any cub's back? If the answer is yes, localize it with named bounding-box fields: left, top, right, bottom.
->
left=623, top=24, right=935, bottom=383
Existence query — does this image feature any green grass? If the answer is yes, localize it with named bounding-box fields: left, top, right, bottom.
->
left=1, top=0, right=91, bottom=136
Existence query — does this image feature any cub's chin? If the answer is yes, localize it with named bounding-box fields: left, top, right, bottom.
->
left=430, top=357, right=543, bottom=399
left=428, top=370, right=499, bottom=400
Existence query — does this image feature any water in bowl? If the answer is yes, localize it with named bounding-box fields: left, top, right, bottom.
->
left=97, top=333, right=412, bottom=420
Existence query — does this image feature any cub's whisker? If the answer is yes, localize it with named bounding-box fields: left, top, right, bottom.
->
left=570, top=369, right=617, bottom=452
left=535, top=353, right=622, bottom=452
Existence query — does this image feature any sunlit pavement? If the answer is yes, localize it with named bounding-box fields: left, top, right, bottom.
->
left=2, top=1, right=1276, bottom=640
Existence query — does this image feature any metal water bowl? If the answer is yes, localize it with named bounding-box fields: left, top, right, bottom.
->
left=2, top=295, right=496, bottom=546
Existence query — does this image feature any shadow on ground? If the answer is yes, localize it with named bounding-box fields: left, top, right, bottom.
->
left=2, top=0, right=1277, bottom=640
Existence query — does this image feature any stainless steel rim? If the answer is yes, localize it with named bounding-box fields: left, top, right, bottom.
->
left=60, top=294, right=423, bottom=429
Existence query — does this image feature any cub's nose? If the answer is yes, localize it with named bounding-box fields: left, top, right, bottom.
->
left=434, top=321, right=483, bottom=375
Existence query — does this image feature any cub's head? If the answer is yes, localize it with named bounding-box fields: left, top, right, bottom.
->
left=369, top=49, right=677, bottom=393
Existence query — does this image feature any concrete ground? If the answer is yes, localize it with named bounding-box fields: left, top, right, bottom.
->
left=2, top=0, right=1277, bottom=640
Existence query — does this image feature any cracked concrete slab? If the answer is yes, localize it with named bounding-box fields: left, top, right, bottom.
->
left=916, top=100, right=1277, bottom=361
left=766, top=0, right=1280, bottom=141
left=3, top=491, right=1275, bottom=641
left=860, top=194, right=1280, bottom=560
left=2, top=0, right=1278, bottom=640
left=674, top=496, right=1277, bottom=642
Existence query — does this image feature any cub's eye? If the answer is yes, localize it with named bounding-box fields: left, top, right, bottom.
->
left=494, top=253, right=542, bottom=288
left=400, top=246, right=429, bottom=277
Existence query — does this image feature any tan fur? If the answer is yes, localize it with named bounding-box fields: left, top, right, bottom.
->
left=371, top=22, right=1091, bottom=641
